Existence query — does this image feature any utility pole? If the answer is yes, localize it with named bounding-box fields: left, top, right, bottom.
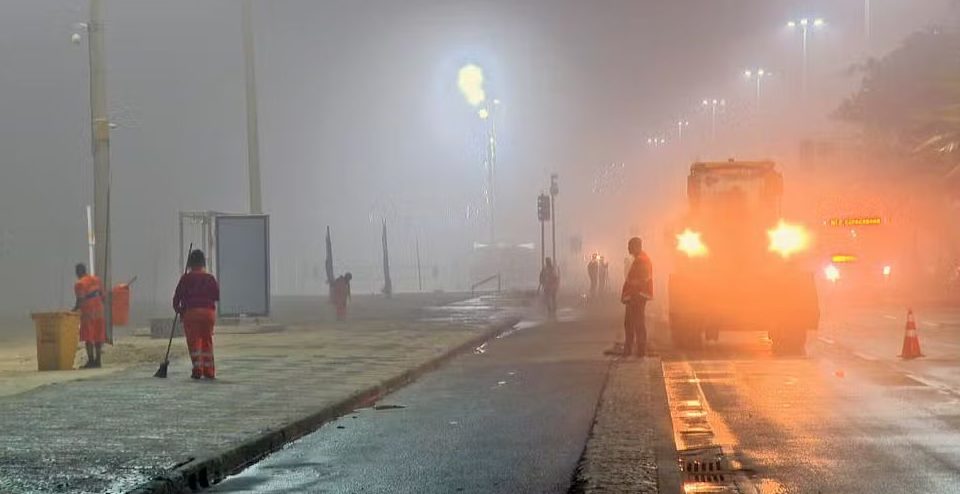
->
left=242, top=0, right=263, bottom=214
left=550, top=174, right=559, bottom=269
left=416, top=236, right=423, bottom=292
left=538, top=194, right=550, bottom=267
left=487, top=114, right=498, bottom=245
left=88, top=0, right=113, bottom=341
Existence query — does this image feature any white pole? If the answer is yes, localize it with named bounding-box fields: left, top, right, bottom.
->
left=801, top=25, right=808, bottom=98
left=756, top=75, right=762, bottom=111
left=243, top=0, right=263, bottom=214
left=865, top=0, right=871, bottom=45
left=86, top=205, right=96, bottom=275
left=711, top=103, right=717, bottom=141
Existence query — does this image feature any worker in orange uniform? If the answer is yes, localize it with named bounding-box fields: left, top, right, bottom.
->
left=331, top=272, right=353, bottom=321
left=173, top=250, right=220, bottom=380
left=621, top=237, right=653, bottom=357
left=73, top=263, right=105, bottom=368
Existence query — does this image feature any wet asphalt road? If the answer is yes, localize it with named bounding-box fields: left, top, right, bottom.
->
left=210, top=310, right=615, bottom=494
left=665, top=314, right=960, bottom=493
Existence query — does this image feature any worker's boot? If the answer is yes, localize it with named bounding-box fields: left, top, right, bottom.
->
left=82, top=345, right=96, bottom=369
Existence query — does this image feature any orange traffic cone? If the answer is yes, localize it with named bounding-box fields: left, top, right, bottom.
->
left=899, top=309, right=924, bottom=359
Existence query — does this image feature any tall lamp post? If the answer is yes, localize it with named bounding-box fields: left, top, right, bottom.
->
left=457, top=64, right=499, bottom=245
left=478, top=101, right=500, bottom=245
left=242, top=0, right=263, bottom=214
left=677, top=120, right=689, bottom=145
left=787, top=17, right=825, bottom=97
left=701, top=98, right=725, bottom=142
left=743, top=68, right=768, bottom=111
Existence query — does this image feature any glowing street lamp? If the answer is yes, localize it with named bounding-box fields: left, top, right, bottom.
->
left=701, top=98, right=725, bottom=141
left=457, top=64, right=486, bottom=107
left=677, top=120, right=689, bottom=144
left=457, top=64, right=500, bottom=243
left=786, top=17, right=825, bottom=96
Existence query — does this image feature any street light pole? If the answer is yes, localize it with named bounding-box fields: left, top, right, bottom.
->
left=744, top=69, right=767, bottom=111
left=677, top=120, right=689, bottom=145
left=88, top=0, right=112, bottom=341
left=788, top=18, right=824, bottom=98
left=864, top=0, right=871, bottom=45
left=242, top=0, right=263, bottom=214
left=702, top=99, right=724, bottom=141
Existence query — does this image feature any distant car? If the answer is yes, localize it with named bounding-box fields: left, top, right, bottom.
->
left=668, top=160, right=819, bottom=354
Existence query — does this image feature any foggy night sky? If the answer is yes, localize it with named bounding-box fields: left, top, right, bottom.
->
left=0, top=0, right=954, bottom=320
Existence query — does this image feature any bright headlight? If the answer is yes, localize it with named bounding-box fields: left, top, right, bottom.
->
left=824, top=264, right=840, bottom=282
left=768, top=220, right=810, bottom=258
left=676, top=229, right=708, bottom=257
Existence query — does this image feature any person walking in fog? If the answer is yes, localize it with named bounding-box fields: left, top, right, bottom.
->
left=73, top=263, right=105, bottom=368
left=598, top=256, right=609, bottom=296
left=539, top=257, right=560, bottom=319
left=587, top=254, right=599, bottom=299
left=621, top=237, right=653, bottom=357
left=173, top=249, right=220, bottom=380
left=331, top=272, right=353, bottom=321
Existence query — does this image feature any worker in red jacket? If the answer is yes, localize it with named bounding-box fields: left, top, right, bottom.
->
left=173, top=250, right=220, bottom=379
left=73, top=263, right=105, bottom=368
left=621, top=237, right=653, bottom=357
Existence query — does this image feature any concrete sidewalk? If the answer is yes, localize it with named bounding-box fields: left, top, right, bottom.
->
left=570, top=313, right=681, bottom=494
left=0, top=294, right=525, bottom=494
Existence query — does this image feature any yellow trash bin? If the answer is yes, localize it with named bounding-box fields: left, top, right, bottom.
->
left=30, top=311, right=81, bottom=371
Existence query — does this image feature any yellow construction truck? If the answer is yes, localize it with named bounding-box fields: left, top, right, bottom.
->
left=668, top=160, right=819, bottom=353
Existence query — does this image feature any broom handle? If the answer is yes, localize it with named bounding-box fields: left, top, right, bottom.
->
left=163, top=242, right=193, bottom=362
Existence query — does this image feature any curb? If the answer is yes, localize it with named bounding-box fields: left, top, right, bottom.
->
left=127, top=315, right=521, bottom=494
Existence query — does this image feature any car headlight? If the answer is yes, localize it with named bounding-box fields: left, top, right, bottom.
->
left=824, top=264, right=840, bottom=282
left=676, top=229, right=708, bottom=257
left=767, top=220, right=810, bottom=258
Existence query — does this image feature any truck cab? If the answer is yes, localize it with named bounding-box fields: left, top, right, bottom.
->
left=668, top=160, right=819, bottom=353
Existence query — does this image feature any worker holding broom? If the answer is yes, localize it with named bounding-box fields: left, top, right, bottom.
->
left=73, top=263, right=106, bottom=368
left=173, top=249, right=220, bottom=380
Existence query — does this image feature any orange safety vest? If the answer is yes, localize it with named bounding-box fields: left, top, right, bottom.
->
left=75, top=274, right=104, bottom=320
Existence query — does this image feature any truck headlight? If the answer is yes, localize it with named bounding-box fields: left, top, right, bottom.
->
left=676, top=229, right=708, bottom=257
left=767, top=220, right=810, bottom=258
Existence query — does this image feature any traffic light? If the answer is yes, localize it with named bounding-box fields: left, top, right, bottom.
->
left=538, top=194, right=551, bottom=222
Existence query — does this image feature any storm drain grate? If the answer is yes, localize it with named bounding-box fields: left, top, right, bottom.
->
left=678, top=447, right=739, bottom=492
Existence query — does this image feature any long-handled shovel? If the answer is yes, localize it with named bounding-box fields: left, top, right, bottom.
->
left=154, top=242, right=193, bottom=378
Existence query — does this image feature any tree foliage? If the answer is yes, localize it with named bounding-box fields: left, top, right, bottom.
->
left=837, top=29, right=960, bottom=175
